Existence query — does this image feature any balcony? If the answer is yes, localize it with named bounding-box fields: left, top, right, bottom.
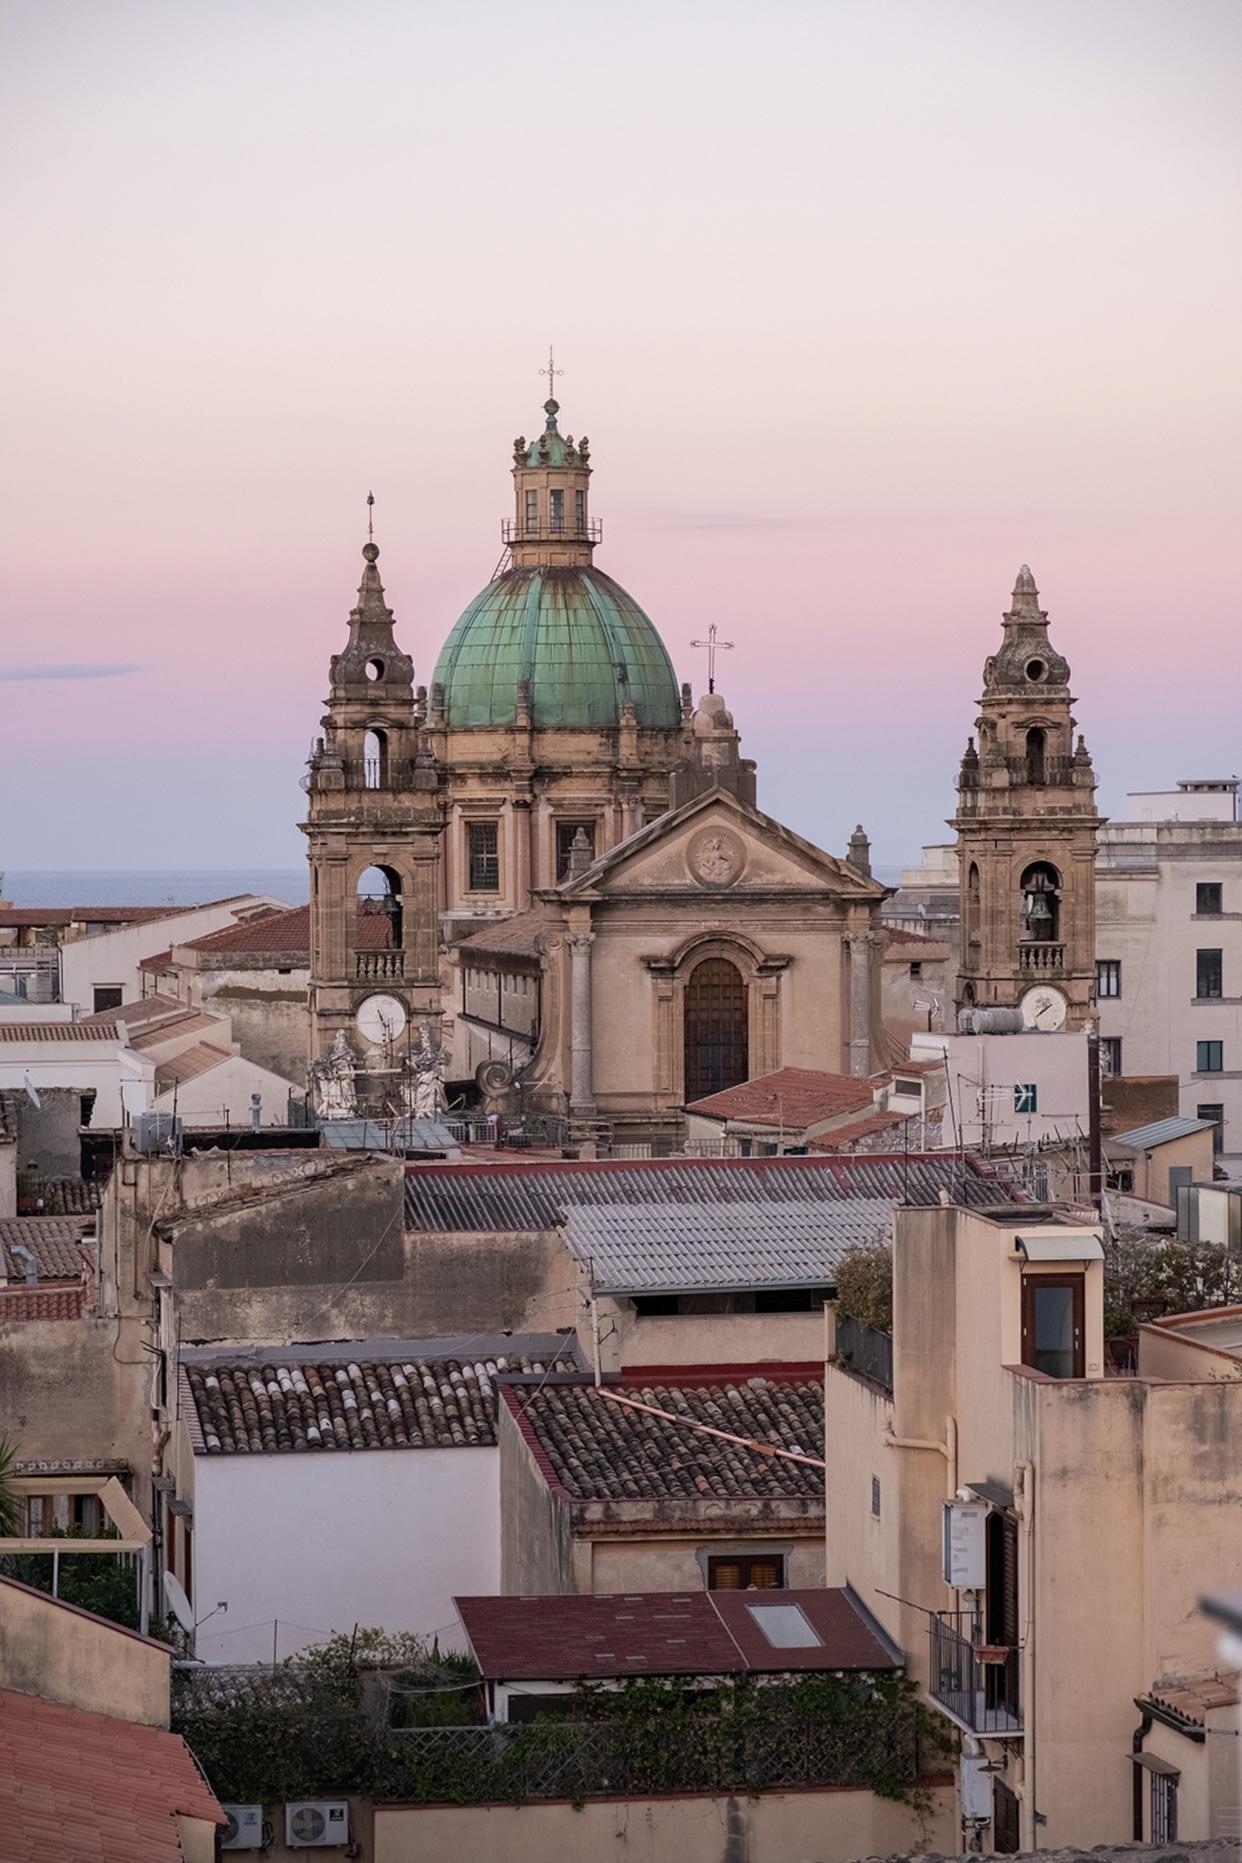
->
left=501, top=517, right=603, bottom=544
left=835, top=1315, right=893, bottom=1394
left=356, top=951, right=405, bottom=982
left=1018, top=941, right=1065, bottom=974
left=928, top=1611, right=1022, bottom=1735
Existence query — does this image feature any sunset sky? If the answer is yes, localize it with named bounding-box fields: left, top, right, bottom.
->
left=3, top=0, right=1240, bottom=872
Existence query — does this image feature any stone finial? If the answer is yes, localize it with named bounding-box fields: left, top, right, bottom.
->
left=1008, top=562, right=1042, bottom=618
left=847, top=824, right=872, bottom=877
left=680, top=680, right=695, bottom=723
left=567, top=826, right=593, bottom=880
left=513, top=435, right=527, bottom=463
left=428, top=681, right=446, bottom=725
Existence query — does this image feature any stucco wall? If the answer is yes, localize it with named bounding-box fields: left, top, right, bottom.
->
left=823, top=1363, right=896, bottom=1609
left=1124, top=1127, right=1215, bottom=1204
left=0, top=1313, right=149, bottom=1485
left=0, top=1577, right=170, bottom=1727
left=152, top=1052, right=300, bottom=1129
left=190, top=965, right=309, bottom=1084
left=1138, top=1314, right=1242, bottom=1382
left=588, top=1533, right=824, bottom=1593
left=374, top=1784, right=957, bottom=1863
left=499, top=1400, right=575, bottom=1594
left=59, top=898, right=286, bottom=1011
left=192, top=1447, right=498, bottom=1663
left=911, top=1031, right=1088, bottom=1148
left=609, top=1307, right=825, bottom=1373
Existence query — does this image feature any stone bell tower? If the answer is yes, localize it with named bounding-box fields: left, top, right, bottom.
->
left=953, top=566, right=1101, bottom=1031
left=301, top=528, right=444, bottom=1096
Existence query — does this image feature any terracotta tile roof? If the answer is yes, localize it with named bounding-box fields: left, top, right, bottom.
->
left=0, top=906, right=182, bottom=928
left=0, top=1021, right=118, bottom=1042
left=153, top=1042, right=232, bottom=1091
left=136, top=951, right=174, bottom=973
left=882, top=925, right=949, bottom=948
left=890, top=1058, right=943, bottom=1075
left=0, top=1216, right=93, bottom=1280
left=78, top=995, right=184, bottom=1029
left=685, top=1068, right=877, bottom=1127
left=186, top=1350, right=577, bottom=1454
left=0, top=1684, right=224, bottom=1860
left=128, top=1010, right=222, bottom=1051
left=507, top=1372, right=824, bottom=1502
left=0, top=1283, right=85, bottom=1320
left=1145, top=1674, right=1240, bottom=1726
left=457, top=906, right=560, bottom=959
left=809, top=1112, right=909, bottom=1150
left=17, top=1177, right=100, bottom=1216
left=456, top=1588, right=897, bottom=1682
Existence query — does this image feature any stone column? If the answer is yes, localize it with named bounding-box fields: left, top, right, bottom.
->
left=846, top=930, right=874, bottom=1077
left=568, top=931, right=596, bottom=1114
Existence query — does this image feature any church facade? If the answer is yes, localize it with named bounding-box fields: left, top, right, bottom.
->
left=301, top=383, right=885, bottom=1136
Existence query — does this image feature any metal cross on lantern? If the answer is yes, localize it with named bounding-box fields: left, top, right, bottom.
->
left=539, top=346, right=563, bottom=399
left=689, top=622, right=734, bottom=694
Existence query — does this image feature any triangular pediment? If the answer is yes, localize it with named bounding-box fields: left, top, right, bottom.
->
left=556, top=788, right=887, bottom=902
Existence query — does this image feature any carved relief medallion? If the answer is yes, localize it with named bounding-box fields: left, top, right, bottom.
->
left=687, top=827, right=746, bottom=889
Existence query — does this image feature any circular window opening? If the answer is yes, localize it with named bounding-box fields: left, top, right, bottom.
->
left=1025, top=658, right=1046, bottom=682
left=365, top=658, right=385, bottom=682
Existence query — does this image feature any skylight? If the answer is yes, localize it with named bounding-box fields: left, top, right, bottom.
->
left=745, top=1603, right=823, bottom=1649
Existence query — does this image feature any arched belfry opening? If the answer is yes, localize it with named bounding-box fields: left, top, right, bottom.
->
left=357, top=864, right=402, bottom=949
left=684, top=956, right=748, bottom=1104
left=1020, top=861, right=1061, bottom=945
left=363, top=729, right=389, bottom=789
left=1025, top=727, right=1046, bottom=785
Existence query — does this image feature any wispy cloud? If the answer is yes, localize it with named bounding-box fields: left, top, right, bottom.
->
left=0, top=664, right=140, bottom=682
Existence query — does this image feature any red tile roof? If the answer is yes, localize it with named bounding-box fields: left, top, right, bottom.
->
left=882, top=925, right=944, bottom=947
left=0, top=1021, right=117, bottom=1042
left=809, top=1112, right=908, bottom=1150
left=128, top=1011, right=221, bottom=1051
left=455, top=1589, right=897, bottom=1682
left=0, top=907, right=183, bottom=929
left=0, top=1216, right=93, bottom=1280
left=0, top=1685, right=224, bottom=1860
left=0, top=1283, right=85, bottom=1321
left=136, top=951, right=174, bottom=973
left=153, top=1042, right=232, bottom=1091
left=685, top=1067, right=877, bottom=1128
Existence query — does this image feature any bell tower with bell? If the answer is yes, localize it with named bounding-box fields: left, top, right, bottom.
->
left=301, top=507, right=444, bottom=1101
left=952, top=566, right=1102, bottom=1032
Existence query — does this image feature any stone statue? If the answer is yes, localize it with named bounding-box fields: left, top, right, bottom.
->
left=403, top=1020, right=447, bottom=1120
left=310, top=1031, right=357, bottom=1120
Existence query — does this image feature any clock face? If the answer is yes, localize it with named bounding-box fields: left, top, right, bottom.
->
left=355, top=992, right=407, bottom=1046
left=1021, top=985, right=1068, bottom=1032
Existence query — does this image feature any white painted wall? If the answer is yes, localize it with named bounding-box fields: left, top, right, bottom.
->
left=153, top=1053, right=299, bottom=1127
left=0, top=1041, right=146, bottom=1127
left=59, top=896, right=287, bottom=1011
left=912, top=1030, right=1088, bottom=1149
left=191, top=1447, right=499, bottom=1663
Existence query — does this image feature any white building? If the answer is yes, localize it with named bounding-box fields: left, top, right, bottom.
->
left=58, top=895, right=289, bottom=1015
left=171, top=1340, right=575, bottom=1663
left=1097, top=779, right=1242, bottom=1169
left=911, top=1029, right=1088, bottom=1154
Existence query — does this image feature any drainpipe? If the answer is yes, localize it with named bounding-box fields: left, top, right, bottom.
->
left=1015, top=1462, right=1036, bottom=1846
left=1131, top=1708, right=1153, bottom=1840
left=882, top=1415, right=958, bottom=1498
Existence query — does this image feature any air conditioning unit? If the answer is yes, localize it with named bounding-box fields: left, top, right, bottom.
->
left=220, top=1805, right=264, bottom=1850
left=286, top=1800, right=350, bottom=1849
left=134, top=1111, right=182, bottom=1155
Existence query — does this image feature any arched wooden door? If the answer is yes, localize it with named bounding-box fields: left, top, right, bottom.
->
left=684, top=957, right=748, bottom=1104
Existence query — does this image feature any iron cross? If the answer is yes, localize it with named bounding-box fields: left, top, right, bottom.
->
left=539, top=346, right=563, bottom=399
left=689, top=622, right=734, bottom=694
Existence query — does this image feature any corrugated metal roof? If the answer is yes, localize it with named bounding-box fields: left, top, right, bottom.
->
left=403, top=1153, right=1001, bottom=1233
left=564, top=1199, right=893, bottom=1293
left=1111, top=1116, right=1218, bottom=1151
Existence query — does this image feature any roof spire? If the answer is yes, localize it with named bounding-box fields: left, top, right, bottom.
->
left=367, top=489, right=374, bottom=541
left=1009, top=563, right=1042, bottom=618
left=539, top=346, right=563, bottom=430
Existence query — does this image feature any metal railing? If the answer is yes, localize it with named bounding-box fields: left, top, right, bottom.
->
left=501, top=517, right=603, bottom=544
left=835, top=1315, right=893, bottom=1393
left=928, top=1611, right=1022, bottom=1734
left=1018, top=941, right=1065, bottom=973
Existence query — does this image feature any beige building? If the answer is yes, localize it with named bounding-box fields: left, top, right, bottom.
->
left=954, top=566, right=1101, bottom=1031
left=825, top=1202, right=1242, bottom=1850
left=1097, top=780, right=1242, bottom=1170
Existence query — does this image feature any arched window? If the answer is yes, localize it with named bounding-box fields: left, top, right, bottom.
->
left=1020, top=861, right=1061, bottom=944
left=966, top=862, right=981, bottom=945
left=357, top=864, right=402, bottom=947
left=363, top=729, right=388, bottom=790
left=1025, top=728, right=1046, bottom=786
left=684, top=957, right=748, bottom=1104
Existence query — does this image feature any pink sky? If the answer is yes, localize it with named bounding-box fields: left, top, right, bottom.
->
left=2, top=0, right=1240, bottom=870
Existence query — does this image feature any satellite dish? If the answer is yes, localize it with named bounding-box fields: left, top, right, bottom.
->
left=162, top=1570, right=195, bottom=1635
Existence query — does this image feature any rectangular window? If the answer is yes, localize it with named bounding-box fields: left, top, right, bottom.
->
left=871, top=1476, right=881, bottom=1518
left=466, top=821, right=500, bottom=892
left=1101, top=1037, right=1122, bottom=1077
left=524, top=489, right=538, bottom=533
left=549, top=488, right=564, bottom=532
left=1197, top=882, right=1223, bottom=915
left=707, top=1554, right=785, bottom=1591
left=93, top=985, right=124, bottom=1013
left=909, top=960, right=922, bottom=979
left=574, top=488, right=585, bottom=531
left=556, top=819, right=597, bottom=881
left=1150, top=1770, right=1178, bottom=1844
left=1197, top=1040, right=1224, bottom=1073
left=1014, top=1083, right=1038, bottom=1114
left=1197, top=949, right=1224, bottom=998
left=1021, top=1273, right=1084, bottom=1378
left=1096, top=959, right=1122, bottom=998
left=1198, top=1103, right=1225, bottom=1154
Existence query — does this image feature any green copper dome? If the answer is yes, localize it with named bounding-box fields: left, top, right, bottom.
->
left=432, top=566, right=682, bottom=729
